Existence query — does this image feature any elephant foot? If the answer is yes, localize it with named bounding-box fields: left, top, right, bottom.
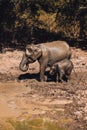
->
left=40, top=77, right=46, bottom=82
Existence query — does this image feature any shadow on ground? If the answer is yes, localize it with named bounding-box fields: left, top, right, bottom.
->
left=18, top=73, right=40, bottom=81
left=18, top=71, right=68, bottom=83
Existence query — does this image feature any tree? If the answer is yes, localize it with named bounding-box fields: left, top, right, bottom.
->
left=0, top=0, right=86, bottom=48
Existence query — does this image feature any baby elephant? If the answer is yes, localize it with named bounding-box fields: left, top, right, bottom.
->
left=50, top=59, right=74, bottom=82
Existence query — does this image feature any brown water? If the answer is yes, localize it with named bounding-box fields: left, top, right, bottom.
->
left=0, top=81, right=73, bottom=130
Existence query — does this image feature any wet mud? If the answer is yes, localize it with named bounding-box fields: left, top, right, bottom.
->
left=0, top=48, right=87, bottom=130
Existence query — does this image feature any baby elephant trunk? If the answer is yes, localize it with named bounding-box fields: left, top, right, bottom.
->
left=50, top=65, right=58, bottom=75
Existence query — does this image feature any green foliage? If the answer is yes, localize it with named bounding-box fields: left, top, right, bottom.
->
left=2, top=118, right=65, bottom=130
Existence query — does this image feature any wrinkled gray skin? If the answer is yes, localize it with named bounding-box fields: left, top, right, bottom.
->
left=50, top=59, right=74, bottom=82
left=19, top=41, right=72, bottom=81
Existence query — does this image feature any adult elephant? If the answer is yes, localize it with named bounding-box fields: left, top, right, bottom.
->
left=19, top=41, right=72, bottom=81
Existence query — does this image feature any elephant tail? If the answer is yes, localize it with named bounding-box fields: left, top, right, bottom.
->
left=67, top=48, right=72, bottom=59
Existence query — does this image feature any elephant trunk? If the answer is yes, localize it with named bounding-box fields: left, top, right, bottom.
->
left=19, top=54, right=29, bottom=72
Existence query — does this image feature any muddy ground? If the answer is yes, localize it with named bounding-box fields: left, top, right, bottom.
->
left=0, top=47, right=87, bottom=130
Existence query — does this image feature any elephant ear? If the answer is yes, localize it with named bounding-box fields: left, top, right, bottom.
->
left=34, top=45, right=42, bottom=58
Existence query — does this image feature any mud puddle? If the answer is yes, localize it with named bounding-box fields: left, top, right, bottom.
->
left=0, top=81, right=73, bottom=130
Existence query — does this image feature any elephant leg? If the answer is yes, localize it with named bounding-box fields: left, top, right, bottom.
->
left=56, top=74, right=59, bottom=82
left=59, top=70, right=64, bottom=82
left=65, top=75, right=70, bottom=81
left=65, top=67, right=73, bottom=81
left=39, top=60, right=48, bottom=82
left=40, top=67, right=45, bottom=82
left=40, top=65, right=46, bottom=81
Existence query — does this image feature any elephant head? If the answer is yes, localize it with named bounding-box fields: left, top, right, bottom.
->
left=26, top=44, right=42, bottom=61
left=19, top=44, right=42, bottom=72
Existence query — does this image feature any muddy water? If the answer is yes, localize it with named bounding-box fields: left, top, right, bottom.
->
left=0, top=81, right=73, bottom=130
left=0, top=82, right=26, bottom=118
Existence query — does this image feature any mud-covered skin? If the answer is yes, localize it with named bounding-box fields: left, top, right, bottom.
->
left=19, top=41, right=72, bottom=81
left=50, top=59, right=74, bottom=82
